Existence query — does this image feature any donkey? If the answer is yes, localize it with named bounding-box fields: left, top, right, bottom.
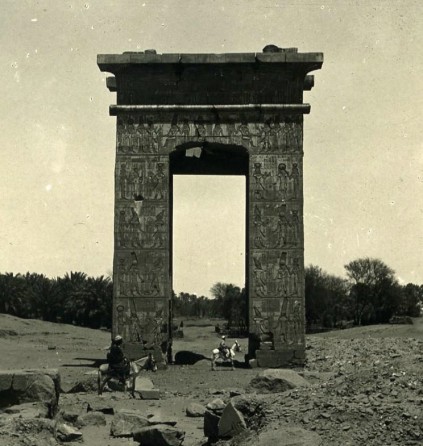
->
left=97, top=353, right=157, bottom=396
left=211, top=340, right=241, bottom=371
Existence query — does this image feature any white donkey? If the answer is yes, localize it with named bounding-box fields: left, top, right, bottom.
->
left=97, top=353, right=157, bottom=396
left=211, top=340, right=241, bottom=371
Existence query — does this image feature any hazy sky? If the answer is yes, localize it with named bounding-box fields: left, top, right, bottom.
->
left=1, top=0, right=422, bottom=297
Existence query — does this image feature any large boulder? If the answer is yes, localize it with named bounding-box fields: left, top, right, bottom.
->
left=0, top=369, right=60, bottom=417
left=110, top=409, right=150, bottom=437
left=61, top=374, right=98, bottom=394
left=218, top=402, right=247, bottom=438
left=133, top=424, right=185, bottom=446
left=203, top=409, right=220, bottom=441
left=249, top=369, right=310, bottom=393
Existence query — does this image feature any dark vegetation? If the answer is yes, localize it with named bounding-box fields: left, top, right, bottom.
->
left=0, top=272, right=112, bottom=329
left=0, top=257, right=421, bottom=331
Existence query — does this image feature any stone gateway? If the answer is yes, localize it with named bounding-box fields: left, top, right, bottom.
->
left=97, top=45, right=323, bottom=367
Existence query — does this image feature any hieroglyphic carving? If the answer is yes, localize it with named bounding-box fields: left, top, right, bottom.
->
left=116, top=156, right=168, bottom=201
left=115, top=250, right=167, bottom=298
left=251, top=297, right=304, bottom=346
left=115, top=297, right=167, bottom=346
left=250, top=156, right=302, bottom=201
left=116, top=115, right=303, bottom=155
left=115, top=202, right=167, bottom=250
left=252, top=251, right=302, bottom=298
left=252, top=204, right=301, bottom=249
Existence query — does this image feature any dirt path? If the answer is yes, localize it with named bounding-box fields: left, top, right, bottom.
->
left=1, top=314, right=422, bottom=445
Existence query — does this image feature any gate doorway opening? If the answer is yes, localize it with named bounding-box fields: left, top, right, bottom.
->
left=172, top=175, right=246, bottom=300
left=170, top=143, right=249, bottom=337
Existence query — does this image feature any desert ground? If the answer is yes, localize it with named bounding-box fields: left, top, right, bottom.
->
left=0, top=314, right=422, bottom=445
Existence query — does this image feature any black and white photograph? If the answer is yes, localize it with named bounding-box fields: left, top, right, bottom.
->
left=0, top=1, right=422, bottom=445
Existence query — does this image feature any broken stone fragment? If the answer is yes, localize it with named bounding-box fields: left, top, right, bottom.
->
left=56, top=422, right=83, bottom=442
left=110, top=409, right=150, bottom=437
left=75, top=410, right=106, bottom=428
left=206, top=398, right=226, bottom=412
left=133, top=424, right=185, bottom=446
left=148, top=414, right=177, bottom=426
left=218, top=402, right=247, bottom=438
left=203, top=410, right=220, bottom=441
left=185, top=402, right=206, bottom=417
left=249, top=369, right=310, bottom=393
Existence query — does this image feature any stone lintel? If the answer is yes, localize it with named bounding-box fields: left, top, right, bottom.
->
left=97, top=51, right=323, bottom=73
left=106, top=75, right=314, bottom=93
left=109, top=104, right=311, bottom=116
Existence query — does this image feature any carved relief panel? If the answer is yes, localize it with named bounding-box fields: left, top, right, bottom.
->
left=116, top=115, right=303, bottom=155
left=114, top=297, right=168, bottom=346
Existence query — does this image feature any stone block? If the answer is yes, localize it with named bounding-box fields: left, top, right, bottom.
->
left=87, top=402, right=114, bottom=414
left=203, top=409, right=220, bottom=440
left=134, top=376, right=155, bottom=392
left=56, top=423, right=83, bottom=442
left=0, top=369, right=60, bottom=417
left=206, top=398, right=226, bottom=412
left=0, top=374, right=13, bottom=392
left=75, top=411, right=107, bottom=428
left=110, top=409, right=150, bottom=437
left=133, top=424, right=185, bottom=446
left=218, top=402, right=247, bottom=438
left=256, top=349, right=294, bottom=368
left=249, top=359, right=258, bottom=368
left=148, top=414, right=177, bottom=426
left=186, top=402, right=206, bottom=417
left=139, top=389, right=160, bottom=400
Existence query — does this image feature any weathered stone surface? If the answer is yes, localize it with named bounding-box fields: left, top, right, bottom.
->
left=61, top=408, right=81, bottom=423
left=139, top=388, right=160, bottom=400
left=231, top=395, right=263, bottom=417
left=133, top=424, right=185, bottom=446
left=4, top=402, right=49, bottom=419
left=87, top=402, right=114, bottom=414
left=135, top=376, right=155, bottom=391
left=61, top=374, right=97, bottom=394
left=203, top=409, right=220, bottom=440
left=0, top=369, right=60, bottom=417
left=75, top=411, right=106, bottom=427
left=206, top=398, right=226, bottom=412
left=253, top=425, right=322, bottom=446
left=56, top=422, right=83, bottom=442
left=98, top=47, right=324, bottom=363
left=110, top=409, right=150, bottom=437
left=256, top=349, right=296, bottom=368
left=218, top=402, right=247, bottom=438
left=148, top=414, right=177, bottom=426
left=249, top=369, right=310, bottom=393
left=186, top=402, right=206, bottom=417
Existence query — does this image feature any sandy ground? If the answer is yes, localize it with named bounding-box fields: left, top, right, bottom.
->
left=0, top=315, right=422, bottom=445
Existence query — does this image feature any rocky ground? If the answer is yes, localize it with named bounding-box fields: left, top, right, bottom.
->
left=0, top=314, right=422, bottom=445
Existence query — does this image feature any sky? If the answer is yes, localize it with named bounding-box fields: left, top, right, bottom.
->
left=1, top=0, right=422, bottom=297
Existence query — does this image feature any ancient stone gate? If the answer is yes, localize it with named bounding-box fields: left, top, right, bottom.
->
left=98, top=46, right=323, bottom=367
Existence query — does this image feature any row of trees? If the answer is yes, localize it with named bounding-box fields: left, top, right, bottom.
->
left=306, top=258, right=422, bottom=329
left=0, top=272, right=112, bottom=329
left=172, top=283, right=247, bottom=331
left=0, top=258, right=421, bottom=331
